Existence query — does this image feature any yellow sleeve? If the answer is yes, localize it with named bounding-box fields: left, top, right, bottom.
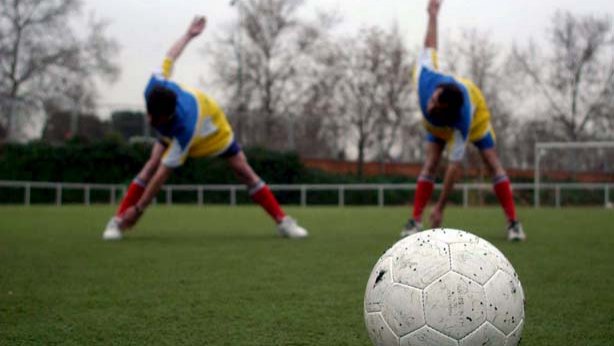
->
left=161, top=58, right=174, bottom=79
left=418, top=48, right=439, bottom=71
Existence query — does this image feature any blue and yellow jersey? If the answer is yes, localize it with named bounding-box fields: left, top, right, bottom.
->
left=415, top=49, right=493, bottom=161
left=145, top=58, right=234, bottom=168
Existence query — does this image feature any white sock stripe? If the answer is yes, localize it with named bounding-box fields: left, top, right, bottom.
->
left=418, top=175, right=435, bottom=183
left=249, top=181, right=266, bottom=196
left=133, top=178, right=147, bottom=187
left=493, top=175, right=509, bottom=185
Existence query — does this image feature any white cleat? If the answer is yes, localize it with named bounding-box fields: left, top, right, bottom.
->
left=277, top=216, right=309, bottom=239
left=102, top=217, right=123, bottom=241
left=507, top=221, right=527, bottom=242
left=400, top=219, right=422, bottom=238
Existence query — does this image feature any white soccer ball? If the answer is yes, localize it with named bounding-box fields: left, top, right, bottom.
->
left=364, top=229, right=525, bottom=346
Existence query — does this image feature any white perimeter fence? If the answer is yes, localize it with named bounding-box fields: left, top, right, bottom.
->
left=0, top=181, right=612, bottom=208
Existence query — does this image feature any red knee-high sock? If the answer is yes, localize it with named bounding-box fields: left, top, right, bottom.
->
left=412, top=176, right=435, bottom=222
left=250, top=182, right=286, bottom=224
left=116, top=179, right=147, bottom=217
left=494, top=175, right=517, bottom=223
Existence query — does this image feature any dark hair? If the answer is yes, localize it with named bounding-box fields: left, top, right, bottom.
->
left=146, top=86, right=177, bottom=120
left=437, top=83, right=464, bottom=112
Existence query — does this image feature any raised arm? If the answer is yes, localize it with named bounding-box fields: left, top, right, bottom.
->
left=166, top=16, right=207, bottom=62
left=424, top=0, right=443, bottom=49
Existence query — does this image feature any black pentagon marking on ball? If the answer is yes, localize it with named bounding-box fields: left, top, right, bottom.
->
left=374, top=270, right=387, bottom=287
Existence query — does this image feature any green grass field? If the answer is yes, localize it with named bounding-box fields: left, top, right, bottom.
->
left=1, top=206, right=613, bottom=345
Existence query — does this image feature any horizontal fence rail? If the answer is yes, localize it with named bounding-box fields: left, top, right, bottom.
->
left=1, top=181, right=612, bottom=209
left=534, top=141, right=614, bottom=208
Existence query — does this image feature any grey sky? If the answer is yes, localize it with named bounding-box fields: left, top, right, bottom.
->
left=86, top=0, right=614, bottom=113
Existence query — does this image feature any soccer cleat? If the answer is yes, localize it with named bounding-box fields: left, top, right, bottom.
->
left=277, top=216, right=309, bottom=239
left=400, top=219, right=422, bottom=238
left=102, top=217, right=123, bottom=241
left=507, top=221, right=527, bottom=242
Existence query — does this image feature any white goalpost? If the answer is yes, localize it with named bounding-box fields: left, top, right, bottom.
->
left=534, top=141, right=614, bottom=208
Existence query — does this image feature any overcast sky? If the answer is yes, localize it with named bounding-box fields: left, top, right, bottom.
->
left=85, top=0, right=614, bottom=114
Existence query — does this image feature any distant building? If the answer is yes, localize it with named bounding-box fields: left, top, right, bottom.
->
left=42, top=111, right=110, bottom=144
left=111, top=111, right=152, bottom=141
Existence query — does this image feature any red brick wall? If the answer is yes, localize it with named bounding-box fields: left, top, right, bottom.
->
left=302, top=159, right=614, bottom=182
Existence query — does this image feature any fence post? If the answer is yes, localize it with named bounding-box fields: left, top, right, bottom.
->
left=84, top=186, right=90, bottom=206
left=166, top=187, right=172, bottom=206
left=110, top=187, right=116, bottom=205
left=378, top=186, right=384, bottom=208
left=606, top=185, right=611, bottom=208
left=300, top=185, right=307, bottom=207
left=230, top=186, right=237, bottom=207
left=555, top=185, right=561, bottom=208
left=534, top=145, right=541, bottom=208
left=198, top=186, right=204, bottom=206
left=463, top=185, right=469, bottom=208
left=24, top=183, right=31, bottom=206
left=339, top=186, right=345, bottom=208
left=55, top=184, right=62, bottom=207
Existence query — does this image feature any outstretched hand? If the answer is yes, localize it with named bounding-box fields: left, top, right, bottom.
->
left=428, top=0, right=443, bottom=17
left=187, top=16, right=207, bottom=38
left=429, top=206, right=444, bottom=228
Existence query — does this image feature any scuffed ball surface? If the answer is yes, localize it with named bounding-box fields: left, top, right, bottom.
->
left=364, top=229, right=525, bottom=346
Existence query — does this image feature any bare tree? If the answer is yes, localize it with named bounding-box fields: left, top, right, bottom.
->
left=207, top=0, right=335, bottom=151
left=0, top=0, right=120, bottom=142
left=297, top=35, right=348, bottom=158
left=332, top=26, right=415, bottom=178
left=374, top=26, right=416, bottom=166
left=512, top=11, right=614, bottom=142
left=446, top=29, right=499, bottom=89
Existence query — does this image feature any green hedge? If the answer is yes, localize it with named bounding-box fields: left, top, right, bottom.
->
left=0, top=139, right=416, bottom=185
left=2, top=140, right=605, bottom=206
left=0, top=139, right=147, bottom=184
